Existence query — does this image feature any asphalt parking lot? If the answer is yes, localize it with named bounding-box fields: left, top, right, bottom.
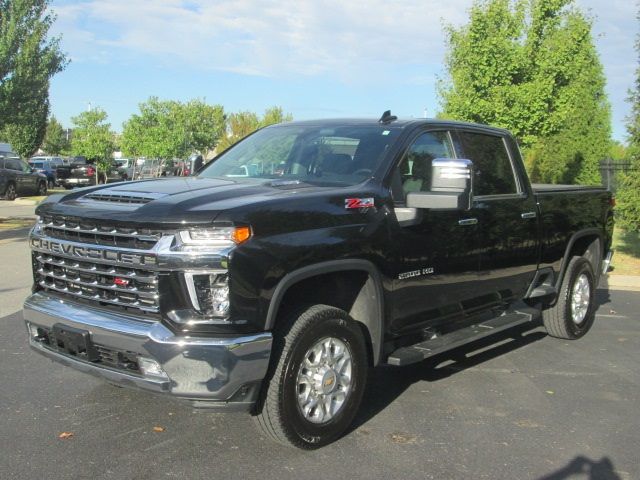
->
left=1, top=220, right=639, bottom=480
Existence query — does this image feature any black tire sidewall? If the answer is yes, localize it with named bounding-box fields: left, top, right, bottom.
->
left=561, top=258, right=596, bottom=338
left=280, top=315, right=367, bottom=447
left=38, top=182, right=47, bottom=195
left=6, top=183, right=16, bottom=200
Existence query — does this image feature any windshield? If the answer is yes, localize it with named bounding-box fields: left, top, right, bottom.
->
left=199, top=124, right=401, bottom=186
left=30, top=162, right=45, bottom=169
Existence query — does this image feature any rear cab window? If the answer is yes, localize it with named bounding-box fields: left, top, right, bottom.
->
left=455, top=130, right=519, bottom=197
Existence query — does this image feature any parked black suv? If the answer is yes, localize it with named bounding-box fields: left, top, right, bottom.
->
left=1, top=152, right=48, bottom=200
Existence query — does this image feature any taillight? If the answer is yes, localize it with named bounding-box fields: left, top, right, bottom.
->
left=86, top=166, right=95, bottom=177
left=183, top=169, right=190, bottom=176
left=610, top=196, right=616, bottom=207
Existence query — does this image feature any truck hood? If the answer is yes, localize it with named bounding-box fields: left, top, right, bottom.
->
left=36, top=177, right=329, bottom=225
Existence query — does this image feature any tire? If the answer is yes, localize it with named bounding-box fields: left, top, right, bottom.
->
left=5, top=182, right=17, bottom=201
left=253, top=305, right=368, bottom=449
left=37, top=181, right=47, bottom=196
left=542, top=256, right=596, bottom=339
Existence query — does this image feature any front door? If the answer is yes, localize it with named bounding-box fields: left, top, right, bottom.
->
left=388, top=130, right=487, bottom=335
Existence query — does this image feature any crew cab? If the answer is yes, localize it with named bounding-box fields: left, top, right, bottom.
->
left=23, top=115, right=613, bottom=448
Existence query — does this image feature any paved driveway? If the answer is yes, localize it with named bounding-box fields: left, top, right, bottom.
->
left=1, top=226, right=638, bottom=480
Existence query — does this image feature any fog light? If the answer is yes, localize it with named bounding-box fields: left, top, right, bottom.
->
left=184, top=272, right=230, bottom=317
left=138, top=357, right=167, bottom=378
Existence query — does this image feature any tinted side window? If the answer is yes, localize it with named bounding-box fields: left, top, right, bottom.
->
left=458, top=131, right=517, bottom=196
left=393, top=131, right=453, bottom=201
left=6, top=159, right=23, bottom=171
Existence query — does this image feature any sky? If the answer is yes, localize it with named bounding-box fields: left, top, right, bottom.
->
left=48, top=0, right=637, bottom=142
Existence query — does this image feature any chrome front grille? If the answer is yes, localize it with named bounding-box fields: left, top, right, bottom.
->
left=34, top=253, right=160, bottom=312
left=39, top=215, right=161, bottom=250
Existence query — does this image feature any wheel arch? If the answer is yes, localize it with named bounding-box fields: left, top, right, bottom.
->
left=264, top=259, right=385, bottom=366
left=555, top=228, right=603, bottom=292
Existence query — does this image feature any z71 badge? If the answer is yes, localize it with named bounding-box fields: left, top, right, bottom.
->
left=345, top=198, right=374, bottom=209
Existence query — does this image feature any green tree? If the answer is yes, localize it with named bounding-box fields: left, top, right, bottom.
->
left=609, top=141, right=627, bottom=162
left=42, top=115, right=69, bottom=154
left=0, top=0, right=68, bottom=157
left=439, top=0, right=610, bottom=185
left=70, top=108, right=114, bottom=184
left=615, top=9, right=640, bottom=231
left=121, top=97, right=225, bottom=159
left=217, top=106, right=292, bottom=152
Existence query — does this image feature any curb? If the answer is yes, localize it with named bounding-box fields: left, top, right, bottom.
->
left=13, top=198, right=39, bottom=206
left=602, top=274, right=640, bottom=292
left=0, top=216, right=37, bottom=222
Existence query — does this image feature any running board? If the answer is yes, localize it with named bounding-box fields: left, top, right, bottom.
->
left=386, top=310, right=538, bottom=367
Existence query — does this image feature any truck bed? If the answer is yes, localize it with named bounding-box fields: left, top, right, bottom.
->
left=532, top=183, right=607, bottom=193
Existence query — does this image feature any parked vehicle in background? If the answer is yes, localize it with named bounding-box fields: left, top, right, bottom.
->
left=54, top=157, right=100, bottom=189
left=29, top=156, right=65, bottom=188
left=113, top=158, right=133, bottom=180
left=1, top=152, right=47, bottom=200
left=171, top=154, right=204, bottom=176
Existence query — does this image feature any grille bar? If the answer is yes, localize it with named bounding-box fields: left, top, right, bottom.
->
left=38, top=279, right=158, bottom=312
left=36, top=269, right=158, bottom=299
left=35, top=254, right=157, bottom=284
left=35, top=251, right=160, bottom=313
left=38, top=215, right=162, bottom=250
left=43, top=223, right=160, bottom=241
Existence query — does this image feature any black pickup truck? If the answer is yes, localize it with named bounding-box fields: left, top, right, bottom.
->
left=23, top=115, right=614, bottom=448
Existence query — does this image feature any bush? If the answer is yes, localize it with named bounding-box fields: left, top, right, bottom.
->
left=615, top=169, right=640, bottom=231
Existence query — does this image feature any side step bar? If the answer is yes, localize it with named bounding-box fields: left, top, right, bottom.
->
left=386, top=309, right=538, bottom=367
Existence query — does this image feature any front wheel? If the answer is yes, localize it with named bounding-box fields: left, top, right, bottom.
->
left=253, top=305, right=368, bottom=448
left=37, top=181, right=47, bottom=196
left=542, top=256, right=596, bottom=339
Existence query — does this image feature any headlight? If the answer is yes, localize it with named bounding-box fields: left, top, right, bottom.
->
left=174, top=226, right=251, bottom=252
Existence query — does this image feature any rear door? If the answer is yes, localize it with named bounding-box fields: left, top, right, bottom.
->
left=454, top=129, right=539, bottom=305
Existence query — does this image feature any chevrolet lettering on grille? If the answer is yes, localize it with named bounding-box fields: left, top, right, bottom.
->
left=31, top=238, right=157, bottom=266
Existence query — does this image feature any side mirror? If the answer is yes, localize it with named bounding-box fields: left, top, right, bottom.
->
left=406, top=158, right=473, bottom=210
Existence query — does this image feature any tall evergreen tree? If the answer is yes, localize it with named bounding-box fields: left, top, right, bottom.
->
left=614, top=8, right=640, bottom=231
left=439, top=0, right=610, bottom=185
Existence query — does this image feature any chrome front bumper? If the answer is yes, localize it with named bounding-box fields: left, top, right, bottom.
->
left=23, top=292, right=272, bottom=410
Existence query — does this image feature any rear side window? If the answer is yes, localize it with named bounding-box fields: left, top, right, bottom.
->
left=457, top=131, right=517, bottom=196
left=6, top=159, right=23, bottom=171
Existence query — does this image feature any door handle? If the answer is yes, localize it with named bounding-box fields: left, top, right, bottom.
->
left=521, top=212, right=537, bottom=219
left=458, top=218, right=478, bottom=226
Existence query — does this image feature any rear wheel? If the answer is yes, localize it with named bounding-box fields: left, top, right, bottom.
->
left=253, top=305, right=368, bottom=448
left=5, top=183, right=16, bottom=201
left=37, top=181, right=47, bottom=196
left=542, top=256, right=596, bottom=339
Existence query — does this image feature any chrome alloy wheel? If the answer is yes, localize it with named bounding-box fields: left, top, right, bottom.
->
left=571, top=273, right=591, bottom=325
left=296, top=337, right=353, bottom=424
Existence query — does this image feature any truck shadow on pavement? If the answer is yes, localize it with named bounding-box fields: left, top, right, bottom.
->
left=0, top=225, right=31, bottom=243
left=537, top=455, right=621, bottom=480
left=353, top=289, right=614, bottom=438
left=353, top=322, right=549, bottom=432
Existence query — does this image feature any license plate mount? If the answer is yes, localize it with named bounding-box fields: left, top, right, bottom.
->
left=52, top=323, right=99, bottom=361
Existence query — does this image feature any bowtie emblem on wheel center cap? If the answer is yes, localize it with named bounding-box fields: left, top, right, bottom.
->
left=321, top=371, right=337, bottom=394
